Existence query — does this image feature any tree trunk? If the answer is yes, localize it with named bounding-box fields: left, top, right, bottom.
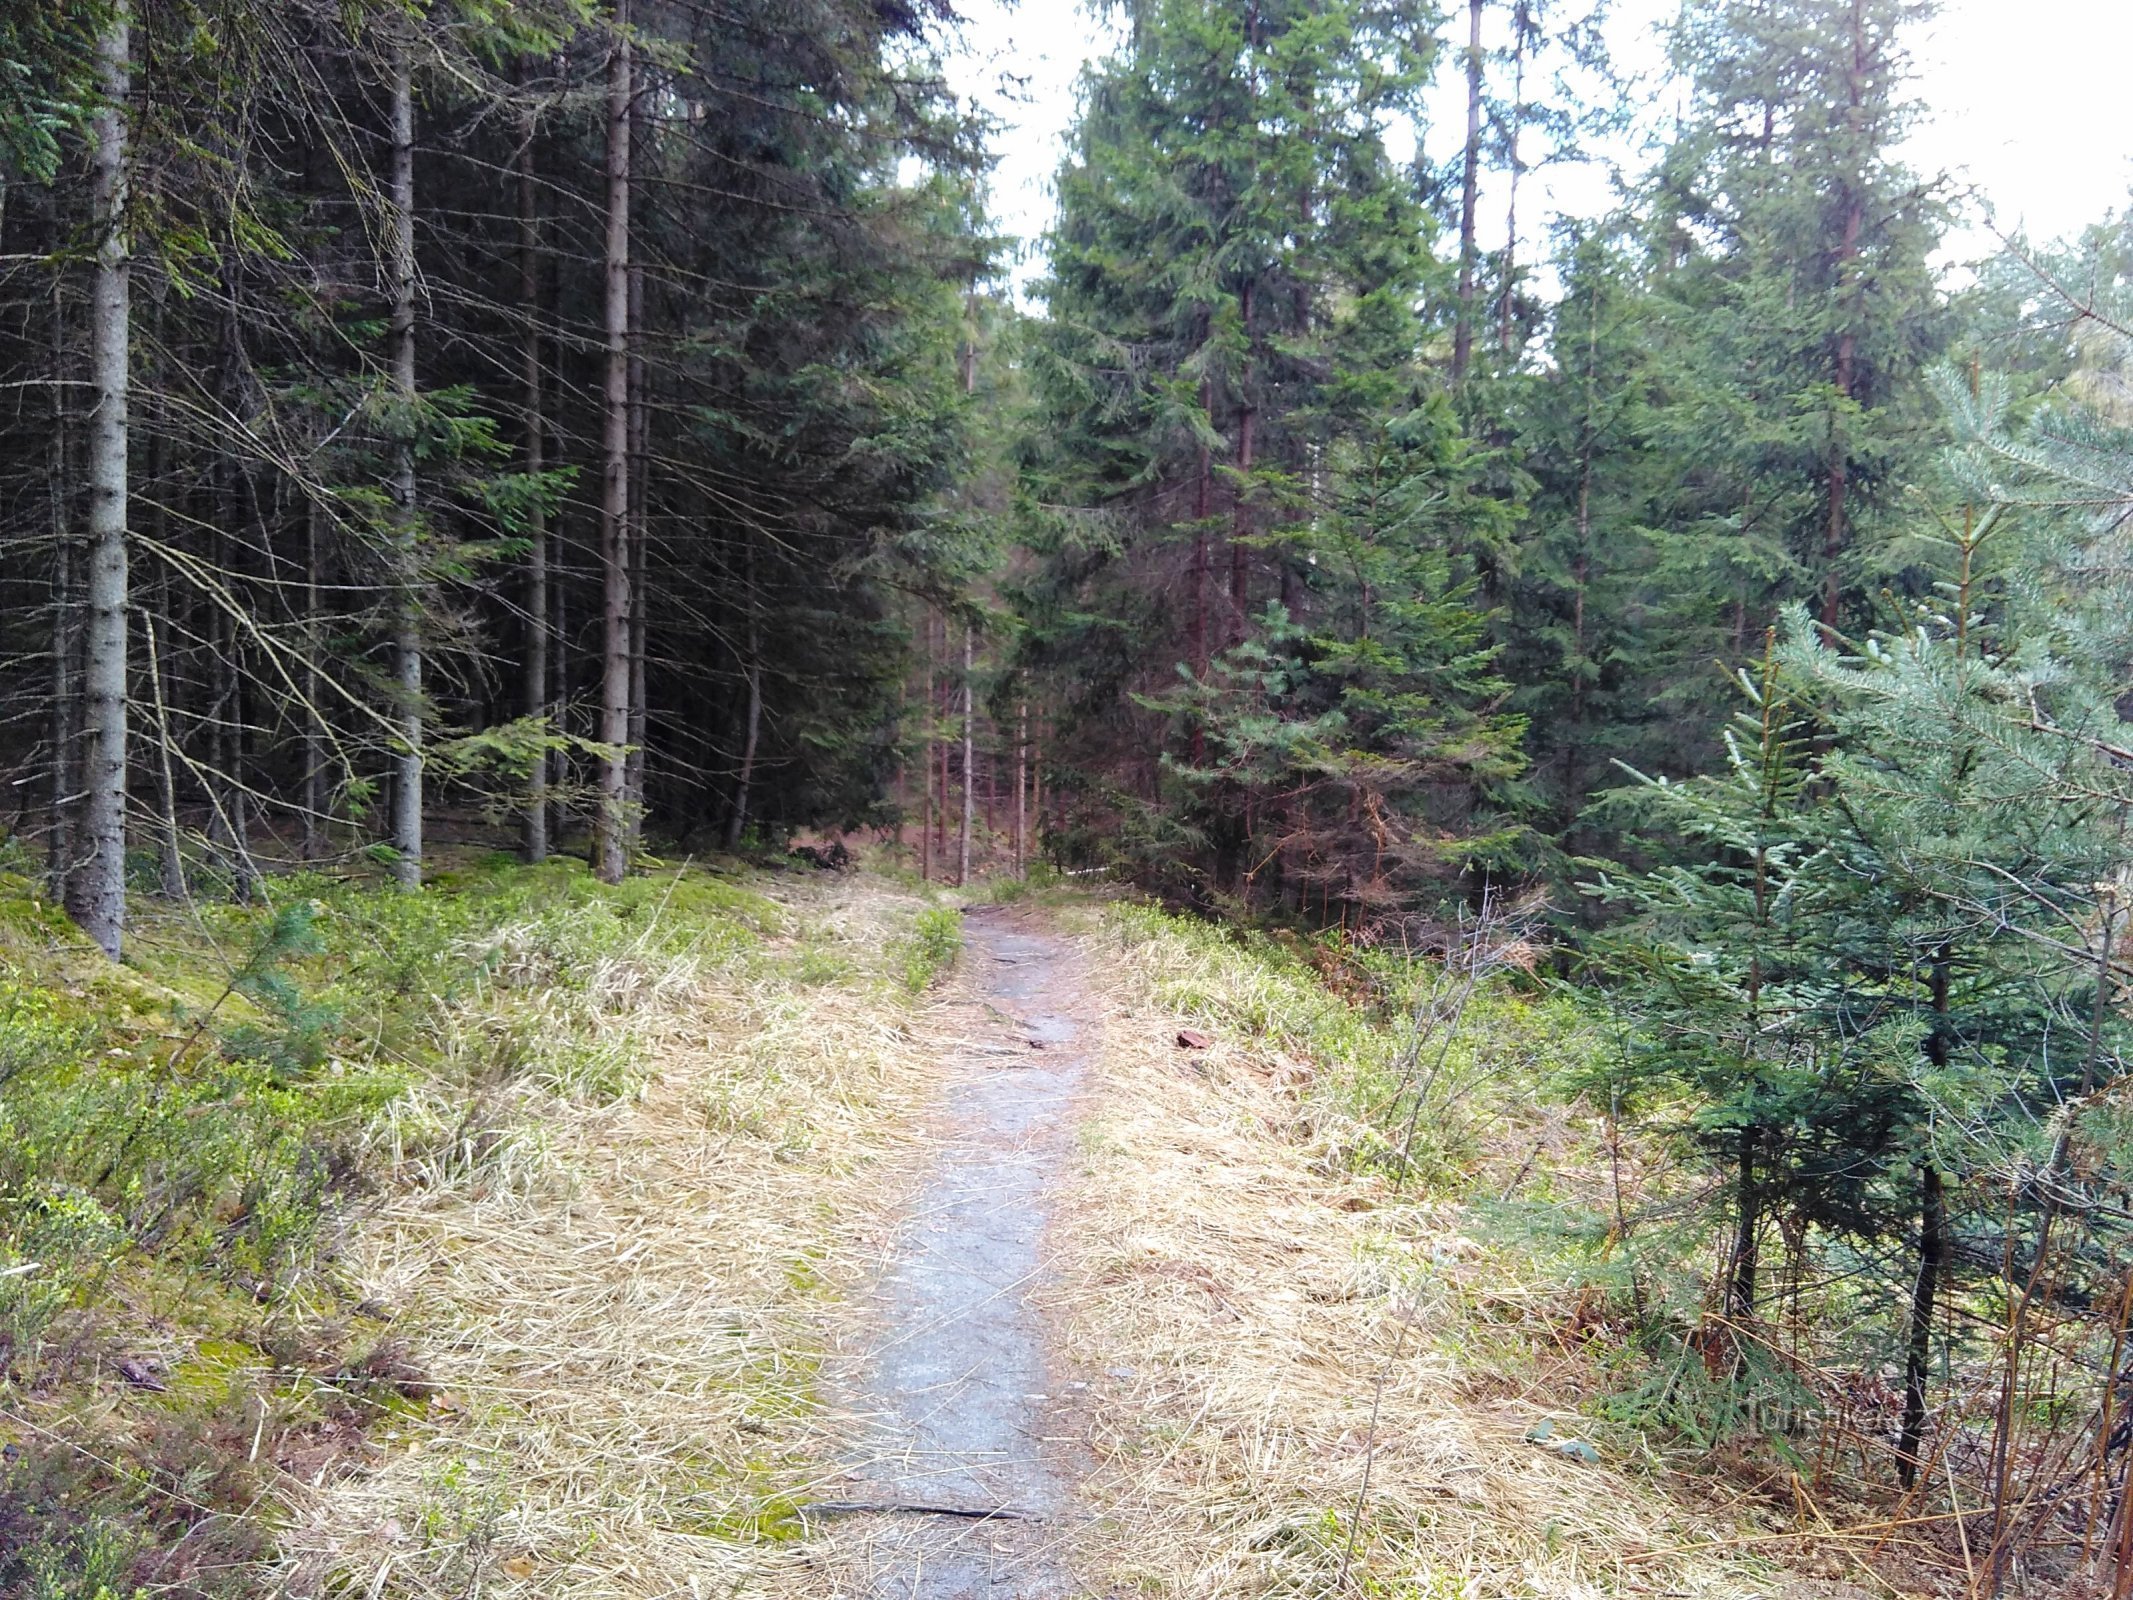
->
left=518, top=86, right=549, bottom=863
left=1729, top=1125, right=1759, bottom=1323
left=1191, top=376, right=1211, bottom=766
left=212, top=421, right=257, bottom=905
left=50, top=490, right=79, bottom=904
left=550, top=509, right=569, bottom=849
left=984, top=735, right=997, bottom=850
left=146, top=604, right=185, bottom=901
left=723, top=654, right=761, bottom=853
left=1566, top=304, right=1597, bottom=796
left=1822, top=0, right=1867, bottom=632
left=1898, top=1161, right=1945, bottom=1486
left=594, top=0, right=633, bottom=884
left=1898, top=944, right=1954, bottom=1486
left=920, top=611, right=934, bottom=880
left=302, top=497, right=328, bottom=858
left=387, top=34, right=423, bottom=889
left=958, top=622, right=974, bottom=886
left=724, top=546, right=761, bottom=852
left=1230, top=281, right=1255, bottom=641
left=1498, top=10, right=1524, bottom=356
left=625, top=93, right=649, bottom=845
left=1451, top=0, right=1484, bottom=384
left=70, top=7, right=131, bottom=956
left=147, top=408, right=182, bottom=897
left=1015, top=701, right=1027, bottom=875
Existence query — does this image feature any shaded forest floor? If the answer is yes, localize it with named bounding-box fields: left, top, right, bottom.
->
left=0, top=859, right=1939, bottom=1597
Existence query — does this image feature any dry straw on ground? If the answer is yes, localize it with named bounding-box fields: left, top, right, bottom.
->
left=1050, top=906, right=1825, bottom=1600
left=276, top=878, right=950, bottom=1599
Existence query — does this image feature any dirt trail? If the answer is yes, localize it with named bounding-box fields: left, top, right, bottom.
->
left=819, top=905, right=1097, bottom=1599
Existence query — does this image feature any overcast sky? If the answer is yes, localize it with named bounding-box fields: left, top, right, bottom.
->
left=947, top=0, right=2133, bottom=288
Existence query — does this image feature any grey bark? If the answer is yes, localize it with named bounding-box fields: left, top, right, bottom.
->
left=625, top=207, right=647, bottom=844
left=1452, top=0, right=1484, bottom=384
left=518, top=93, right=549, bottom=863
left=70, top=8, right=131, bottom=957
left=387, top=36, right=423, bottom=888
left=145, top=603, right=185, bottom=901
left=958, top=622, right=973, bottom=886
left=50, top=477, right=78, bottom=903
left=594, top=0, right=633, bottom=884
left=1015, top=701, right=1027, bottom=876
left=302, top=497, right=327, bottom=857
left=724, top=575, right=761, bottom=852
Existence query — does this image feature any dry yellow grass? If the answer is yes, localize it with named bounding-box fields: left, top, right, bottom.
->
left=1049, top=904, right=1825, bottom=1600
left=275, top=875, right=954, bottom=1599
left=272, top=877, right=1880, bottom=1600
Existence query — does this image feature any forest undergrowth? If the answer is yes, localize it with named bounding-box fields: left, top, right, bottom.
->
left=3, top=857, right=2111, bottom=1599
left=1050, top=897, right=2099, bottom=1600
left=0, top=852, right=959, bottom=1598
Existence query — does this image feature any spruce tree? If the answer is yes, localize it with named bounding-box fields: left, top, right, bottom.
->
left=1024, top=0, right=1523, bottom=917
left=1640, top=0, right=1946, bottom=721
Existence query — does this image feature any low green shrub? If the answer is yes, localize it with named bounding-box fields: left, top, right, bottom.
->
left=898, top=906, right=963, bottom=993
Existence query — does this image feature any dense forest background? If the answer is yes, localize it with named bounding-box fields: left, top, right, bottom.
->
left=11, top=0, right=2133, bottom=1590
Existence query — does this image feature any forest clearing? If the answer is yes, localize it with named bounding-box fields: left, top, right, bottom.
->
left=8, top=0, right=2133, bottom=1593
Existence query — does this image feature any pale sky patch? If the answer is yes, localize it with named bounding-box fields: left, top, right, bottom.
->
left=946, top=0, right=2133, bottom=290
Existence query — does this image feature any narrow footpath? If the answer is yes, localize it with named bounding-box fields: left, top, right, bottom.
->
left=818, top=905, right=1097, bottom=1599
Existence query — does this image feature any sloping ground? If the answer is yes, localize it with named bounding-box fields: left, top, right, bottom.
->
left=1048, top=902, right=1857, bottom=1600
left=200, top=872, right=1867, bottom=1599
left=805, top=905, right=1098, bottom=1599
left=277, top=874, right=955, bottom=1597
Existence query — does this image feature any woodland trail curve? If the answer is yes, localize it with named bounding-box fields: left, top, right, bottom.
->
left=818, top=904, right=1099, bottom=1599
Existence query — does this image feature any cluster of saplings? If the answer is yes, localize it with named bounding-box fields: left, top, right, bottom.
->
left=8, top=0, right=2133, bottom=1582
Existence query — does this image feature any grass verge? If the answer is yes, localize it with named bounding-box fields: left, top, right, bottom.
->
left=0, top=854, right=950, bottom=1599
left=1052, top=902, right=1841, bottom=1600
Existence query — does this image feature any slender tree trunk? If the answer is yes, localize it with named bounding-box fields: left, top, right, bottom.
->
left=48, top=278, right=79, bottom=902
left=518, top=89, right=549, bottom=863
left=1191, top=376, right=1211, bottom=766
left=958, top=622, right=974, bottom=886
left=1230, top=283, right=1254, bottom=642
left=228, top=632, right=256, bottom=906
left=213, top=411, right=257, bottom=905
left=387, top=34, right=423, bottom=889
left=724, top=545, right=761, bottom=851
left=146, top=605, right=185, bottom=901
left=1015, top=701, right=1027, bottom=875
left=1729, top=1125, right=1759, bottom=1322
left=1899, top=1161, right=1945, bottom=1485
left=1897, top=944, right=1955, bottom=1485
left=1566, top=305, right=1598, bottom=799
left=70, top=7, right=130, bottom=956
left=920, top=611, right=934, bottom=880
left=302, top=498, right=327, bottom=858
left=50, top=495, right=78, bottom=903
left=594, top=0, right=633, bottom=883
left=625, top=93, right=648, bottom=844
left=1822, top=0, right=1867, bottom=632
left=1498, top=12, right=1525, bottom=356
left=550, top=510, right=569, bottom=848
left=147, top=386, right=182, bottom=894
left=1452, top=0, right=1484, bottom=384
left=723, top=653, right=761, bottom=852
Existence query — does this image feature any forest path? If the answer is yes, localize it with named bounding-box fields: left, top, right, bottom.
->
left=815, top=904, right=1098, bottom=1599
